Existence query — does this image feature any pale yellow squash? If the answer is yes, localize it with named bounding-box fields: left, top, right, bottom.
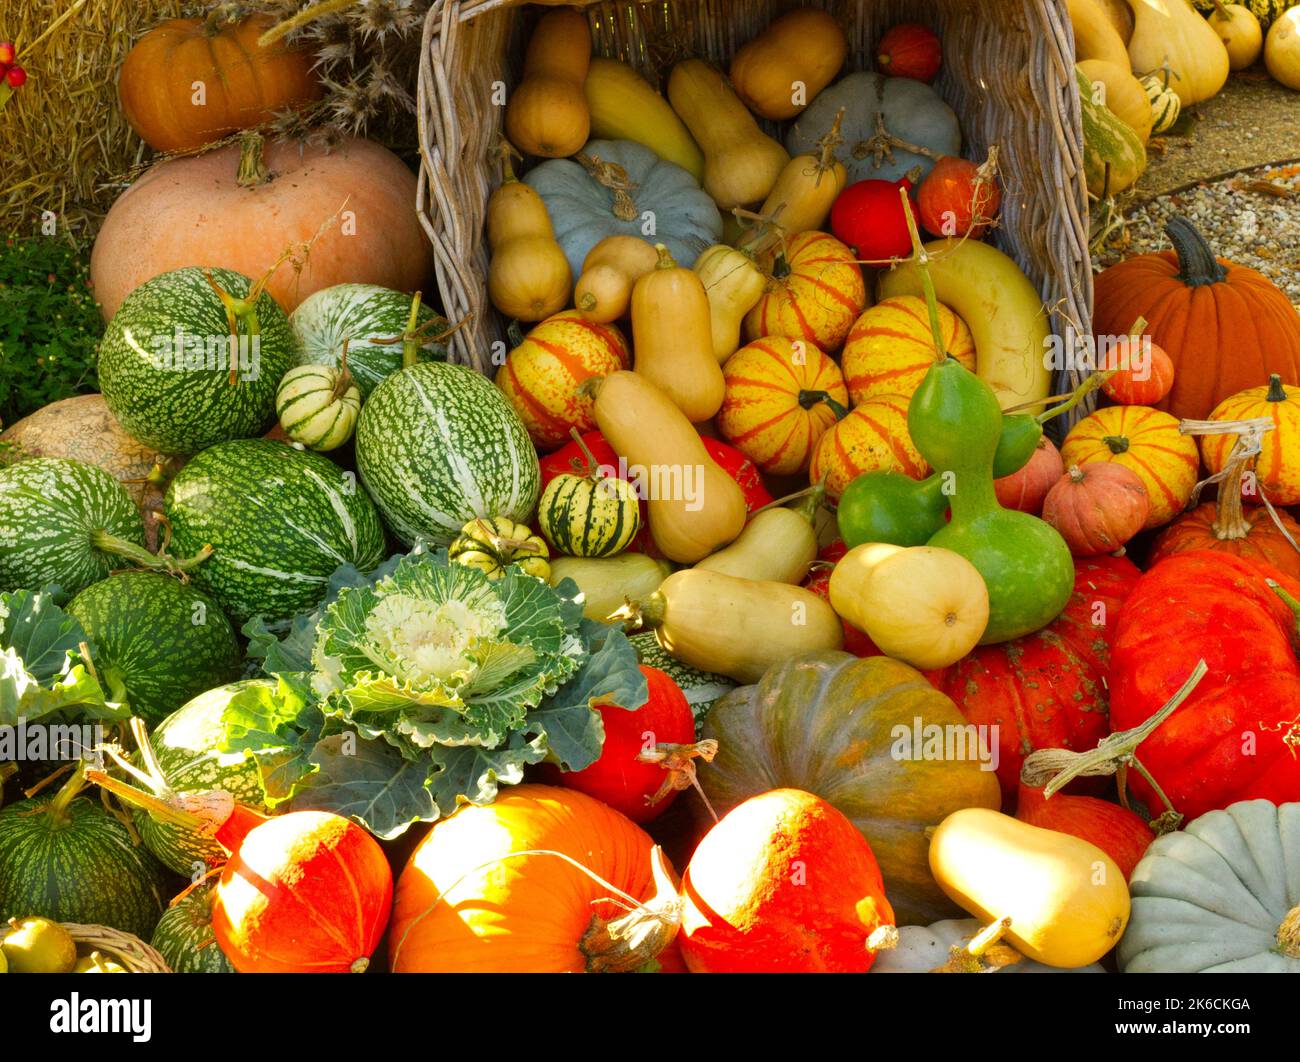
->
left=1069, top=0, right=1134, bottom=66
left=1209, top=2, right=1264, bottom=69
left=1265, top=7, right=1300, bottom=89
left=549, top=553, right=671, bottom=622
left=694, top=493, right=820, bottom=584
left=1126, top=0, right=1230, bottom=106
left=693, top=244, right=767, bottom=363
left=584, top=57, right=705, bottom=180
left=574, top=235, right=660, bottom=323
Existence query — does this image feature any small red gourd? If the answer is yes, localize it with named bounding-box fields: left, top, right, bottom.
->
left=830, top=172, right=920, bottom=263
left=994, top=435, right=1064, bottom=514
left=1100, top=327, right=1176, bottom=407
left=1014, top=770, right=1153, bottom=880
left=1041, top=462, right=1150, bottom=556
left=917, top=155, right=1001, bottom=239
left=876, top=24, right=943, bottom=82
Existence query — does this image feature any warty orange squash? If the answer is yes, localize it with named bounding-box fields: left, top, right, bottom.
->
left=842, top=295, right=976, bottom=405
left=744, top=231, right=868, bottom=352
left=810, top=393, right=927, bottom=497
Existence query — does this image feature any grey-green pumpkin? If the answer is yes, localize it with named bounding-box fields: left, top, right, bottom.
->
left=150, top=884, right=236, bottom=974
left=97, top=266, right=295, bottom=455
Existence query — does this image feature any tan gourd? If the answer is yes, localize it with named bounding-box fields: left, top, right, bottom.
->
left=584, top=58, right=705, bottom=181
left=1078, top=59, right=1154, bottom=141
left=632, top=568, right=844, bottom=683
left=590, top=371, right=747, bottom=563
left=693, top=244, right=767, bottom=363
left=728, top=9, right=849, bottom=121
left=667, top=59, right=790, bottom=211
left=754, top=109, right=849, bottom=236
left=694, top=489, right=821, bottom=584
left=573, top=236, right=660, bottom=323
left=486, top=161, right=572, bottom=322
left=1210, top=1, right=1263, bottom=69
left=1068, top=0, right=1133, bottom=67
left=631, top=244, right=726, bottom=422
left=1126, top=0, right=1230, bottom=106
left=504, top=8, right=592, bottom=158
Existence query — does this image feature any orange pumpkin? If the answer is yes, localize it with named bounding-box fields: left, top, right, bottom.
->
left=1060, top=405, right=1199, bottom=529
left=1201, top=374, right=1300, bottom=506
left=744, top=231, right=867, bottom=351
left=212, top=808, right=393, bottom=974
left=716, top=336, right=848, bottom=475
left=809, top=393, right=926, bottom=496
left=1092, top=216, right=1300, bottom=420
left=90, top=135, right=433, bottom=319
left=680, top=788, right=896, bottom=973
left=389, top=785, right=679, bottom=973
left=841, top=295, right=976, bottom=405
left=496, top=311, right=630, bottom=450
left=118, top=14, right=323, bottom=154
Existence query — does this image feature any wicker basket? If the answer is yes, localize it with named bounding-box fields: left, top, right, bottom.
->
left=416, top=0, right=1093, bottom=416
left=65, top=923, right=172, bottom=973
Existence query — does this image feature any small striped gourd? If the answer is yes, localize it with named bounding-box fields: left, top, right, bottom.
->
left=151, top=883, right=236, bottom=974
left=743, top=231, right=868, bottom=351
left=449, top=516, right=551, bottom=580
left=1140, top=74, right=1182, bottom=135
left=810, top=393, right=928, bottom=497
left=539, top=436, right=641, bottom=558
left=716, top=337, right=848, bottom=476
left=275, top=359, right=361, bottom=452
left=1076, top=68, right=1147, bottom=198
left=1201, top=375, right=1300, bottom=505
left=842, top=296, right=976, bottom=405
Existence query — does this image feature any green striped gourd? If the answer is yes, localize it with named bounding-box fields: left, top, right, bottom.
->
left=67, top=572, right=243, bottom=727
left=355, top=361, right=541, bottom=546
left=1140, top=73, right=1183, bottom=134
left=164, top=439, right=387, bottom=625
left=1077, top=68, right=1147, bottom=198
left=150, top=884, right=236, bottom=973
left=0, top=766, right=170, bottom=940
left=0, top=457, right=207, bottom=596
left=448, top=516, right=551, bottom=580
left=97, top=267, right=294, bottom=455
left=1192, top=0, right=1294, bottom=27
left=538, top=442, right=640, bottom=558
left=275, top=362, right=361, bottom=451
left=289, top=283, right=447, bottom=398
left=630, top=631, right=735, bottom=737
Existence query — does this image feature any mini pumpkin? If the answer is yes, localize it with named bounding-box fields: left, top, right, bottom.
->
left=274, top=357, right=361, bottom=452
left=1041, top=462, right=1150, bottom=556
left=538, top=446, right=641, bottom=559
left=1201, top=374, right=1300, bottom=506
left=743, top=231, right=868, bottom=352
left=841, top=295, right=975, bottom=405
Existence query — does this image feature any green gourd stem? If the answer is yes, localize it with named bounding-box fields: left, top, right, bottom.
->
left=1278, top=905, right=1300, bottom=959
left=1036, top=370, right=1114, bottom=426
left=84, top=768, right=207, bottom=832
left=653, top=244, right=676, bottom=270
left=235, top=131, right=271, bottom=187
left=89, top=528, right=213, bottom=574
left=1167, top=215, right=1228, bottom=287
left=748, top=481, right=826, bottom=522
left=331, top=339, right=356, bottom=401
left=898, top=185, right=949, bottom=365
left=1267, top=579, right=1300, bottom=636
left=402, top=292, right=424, bottom=368
left=798, top=389, right=849, bottom=420
left=1267, top=374, right=1288, bottom=403
left=202, top=269, right=262, bottom=387
left=45, top=759, right=88, bottom=828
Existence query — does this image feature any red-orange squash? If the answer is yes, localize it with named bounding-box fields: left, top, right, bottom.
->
left=1041, top=462, right=1150, bottom=556
left=118, top=14, right=323, bottom=154
left=841, top=295, right=975, bottom=405
left=994, top=436, right=1064, bottom=514
left=90, top=135, right=432, bottom=318
left=1014, top=776, right=1153, bottom=881
left=744, top=231, right=867, bottom=351
left=917, top=155, right=1000, bottom=239
left=496, top=311, right=630, bottom=450
left=680, top=788, right=896, bottom=973
left=716, top=336, right=848, bottom=476
left=809, top=393, right=926, bottom=497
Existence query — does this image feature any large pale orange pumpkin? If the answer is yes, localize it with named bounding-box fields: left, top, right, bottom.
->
left=118, top=14, right=323, bottom=154
left=809, top=393, right=926, bottom=496
left=90, top=135, right=432, bottom=318
left=744, top=231, right=867, bottom=351
left=496, top=311, right=630, bottom=451
left=1060, top=405, right=1199, bottom=529
left=1201, top=374, right=1300, bottom=506
left=389, top=785, right=680, bottom=973
left=841, top=295, right=976, bottom=404
left=1092, top=216, right=1300, bottom=420
left=716, top=336, right=848, bottom=476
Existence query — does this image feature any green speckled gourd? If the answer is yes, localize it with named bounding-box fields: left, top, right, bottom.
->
left=67, top=572, right=243, bottom=727
left=289, top=283, right=447, bottom=398
left=0, top=457, right=208, bottom=595
left=151, top=883, right=236, bottom=973
left=97, top=267, right=295, bottom=455
left=0, top=766, right=170, bottom=940
left=164, top=439, right=387, bottom=625
left=630, top=631, right=734, bottom=737
left=1077, top=68, right=1146, bottom=199
left=356, top=361, right=541, bottom=546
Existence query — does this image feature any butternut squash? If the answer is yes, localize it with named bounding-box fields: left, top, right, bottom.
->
left=693, top=244, right=766, bottom=363
left=549, top=553, right=671, bottom=622
left=630, top=244, right=725, bottom=422
left=667, top=59, right=790, bottom=211
left=1068, top=0, right=1133, bottom=67
left=929, top=808, right=1131, bottom=968
left=584, top=58, right=705, bottom=181
left=590, top=371, right=747, bottom=563
left=574, top=235, right=659, bottom=323
left=634, top=568, right=844, bottom=683
left=505, top=8, right=591, bottom=158
left=753, top=109, right=849, bottom=237
left=1126, top=0, right=1230, bottom=106
left=694, top=489, right=821, bottom=584
left=1096, top=0, right=1135, bottom=39
left=486, top=163, right=572, bottom=322
left=728, top=9, right=849, bottom=121
left=1078, top=58, right=1154, bottom=141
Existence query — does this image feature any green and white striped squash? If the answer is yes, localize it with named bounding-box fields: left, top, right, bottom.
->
left=0, top=457, right=149, bottom=595
left=165, top=439, right=387, bottom=625
left=448, top=516, right=551, bottom=580
left=356, top=361, right=541, bottom=546
left=1140, top=73, right=1183, bottom=134
left=539, top=470, right=640, bottom=558
left=151, top=884, right=236, bottom=974
left=1077, top=68, right=1147, bottom=198
left=275, top=363, right=361, bottom=451
left=630, top=631, right=735, bottom=737
left=67, top=572, right=243, bottom=727
left=97, top=267, right=295, bottom=455
left=289, top=283, right=447, bottom=399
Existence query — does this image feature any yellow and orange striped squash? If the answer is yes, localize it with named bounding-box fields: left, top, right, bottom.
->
left=809, top=393, right=927, bottom=497
left=1200, top=374, right=1300, bottom=507
left=841, top=295, right=976, bottom=405
left=716, top=337, right=848, bottom=476
left=743, top=231, right=867, bottom=352
left=496, top=310, right=630, bottom=451
left=1060, top=405, right=1200, bottom=529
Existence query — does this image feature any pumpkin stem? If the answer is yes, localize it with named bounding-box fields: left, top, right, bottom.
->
left=331, top=339, right=356, bottom=401
left=1166, top=215, right=1229, bottom=287
left=576, top=375, right=604, bottom=402
left=1277, top=904, right=1300, bottom=958
left=88, top=528, right=213, bottom=579
left=581, top=846, right=684, bottom=973
left=812, top=108, right=847, bottom=183
left=932, top=917, right=1028, bottom=973
left=651, top=243, right=676, bottom=271
left=797, top=388, right=849, bottom=420
left=577, top=153, right=640, bottom=222
left=1101, top=434, right=1129, bottom=455
left=567, top=428, right=605, bottom=481
left=1267, top=374, right=1289, bottom=403
left=637, top=739, right=720, bottom=821
left=898, top=186, right=949, bottom=366
left=858, top=110, right=942, bottom=166
left=236, top=130, right=271, bottom=188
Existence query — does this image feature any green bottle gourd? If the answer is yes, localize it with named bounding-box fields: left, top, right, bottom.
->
left=899, top=190, right=1074, bottom=644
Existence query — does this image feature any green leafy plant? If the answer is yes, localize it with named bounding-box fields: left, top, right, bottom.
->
left=0, top=236, right=102, bottom=428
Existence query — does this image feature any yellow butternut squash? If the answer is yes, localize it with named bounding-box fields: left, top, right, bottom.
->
left=694, top=489, right=821, bottom=584
left=693, top=244, right=767, bottom=363
left=753, top=109, right=849, bottom=236
left=1266, top=8, right=1300, bottom=89
left=504, top=8, right=591, bottom=158
left=1068, top=0, right=1133, bottom=66
left=630, top=244, right=725, bottom=422
left=667, top=59, right=790, bottom=211
left=584, top=58, right=705, bottom=181
left=574, top=235, right=659, bottom=323
left=589, top=371, right=747, bottom=563
left=486, top=163, right=572, bottom=322
left=549, top=553, right=671, bottom=622
left=1096, top=0, right=1135, bottom=39
left=728, top=9, right=849, bottom=121
left=1126, top=0, right=1230, bottom=106
left=1078, top=58, right=1154, bottom=141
